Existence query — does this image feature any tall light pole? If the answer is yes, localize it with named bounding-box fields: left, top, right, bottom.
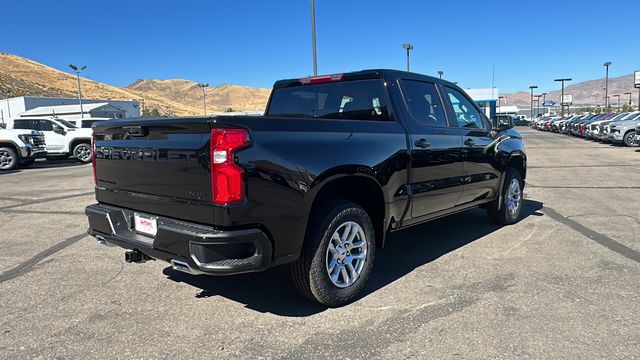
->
left=613, top=94, right=621, bottom=112
left=198, top=83, right=209, bottom=116
left=624, top=92, right=632, bottom=108
left=438, top=70, right=443, bottom=79
left=498, top=96, right=504, bottom=114
left=402, top=43, right=413, bottom=72
left=541, top=92, right=547, bottom=115
left=69, top=64, right=87, bottom=118
left=310, top=0, right=318, bottom=76
left=535, top=95, right=542, bottom=117
left=603, top=61, right=612, bottom=111
left=554, top=78, right=571, bottom=116
left=529, top=85, right=538, bottom=120
left=2, top=90, right=11, bottom=119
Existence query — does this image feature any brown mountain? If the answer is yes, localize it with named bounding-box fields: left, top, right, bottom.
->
left=502, top=74, right=638, bottom=108
left=126, top=79, right=271, bottom=113
left=0, top=52, right=200, bottom=116
left=0, top=53, right=270, bottom=116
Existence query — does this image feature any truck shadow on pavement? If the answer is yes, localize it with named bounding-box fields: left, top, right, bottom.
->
left=163, top=199, right=544, bottom=317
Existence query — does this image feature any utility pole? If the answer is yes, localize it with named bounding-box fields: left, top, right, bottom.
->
left=69, top=64, right=87, bottom=118
left=198, top=83, right=209, bottom=116
left=310, top=0, right=318, bottom=76
left=603, top=61, right=612, bottom=111
left=529, top=85, right=538, bottom=120
left=402, top=43, right=413, bottom=72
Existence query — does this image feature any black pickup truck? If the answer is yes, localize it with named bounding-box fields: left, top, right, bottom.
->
left=86, top=69, right=526, bottom=306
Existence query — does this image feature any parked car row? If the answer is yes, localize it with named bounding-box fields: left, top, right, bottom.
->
left=531, top=111, right=640, bottom=146
left=0, top=116, right=112, bottom=170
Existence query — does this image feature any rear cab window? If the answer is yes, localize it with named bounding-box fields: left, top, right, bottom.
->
left=400, top=80, right=447, bottom=127
left=267, top=79, right=390, bottom=121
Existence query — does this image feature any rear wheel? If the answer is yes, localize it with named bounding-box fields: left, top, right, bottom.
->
left=487, top=168, right=523, bottom=225
left=623, top=131, right=638, bottom=147
left=73, top=143, right=92, bottom=163
left=0, top=147, right=19, bottom=170
left=291, top=200, right=376, bottom=307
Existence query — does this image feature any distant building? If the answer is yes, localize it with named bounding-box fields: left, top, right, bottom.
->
left=0, top=96, right=140, bottom=123
left=19, top=102, right=126, bottom=120
left=465, top=88, right=498, bottom=118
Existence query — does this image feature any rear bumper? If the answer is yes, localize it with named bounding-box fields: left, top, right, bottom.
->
left=85, top=203, right=273, bottom=275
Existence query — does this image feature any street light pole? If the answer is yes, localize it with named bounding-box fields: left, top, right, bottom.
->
left=310, top=0, right=318, bottom=76
left=529, top=85, right=538, bottom=120
left=624, top=92, right=632, bottom=108
left=603, top=61, right=612, bottom=111
left=535, top=95, right=542, bottom=117
left=438, top=70, right=443, bottom=79
left=198, top=83, right=209, bottom=116
left=402, top=43, right=413, bottom=72
left=613, top=94, right=620, bottom=112
left=554, top=78, right=572, bottom=116
left=69, top=64, right=87, bottom=118
left=542, top=92, right=547, bottom=115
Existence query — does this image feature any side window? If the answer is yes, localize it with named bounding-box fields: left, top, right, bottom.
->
left=445, top=87, right=485, bottom=129
left=38, top=120, right=54, bottom=131
left=401, top=80, right=447, bottom=127
left=13, top=120, right=32, bottom=130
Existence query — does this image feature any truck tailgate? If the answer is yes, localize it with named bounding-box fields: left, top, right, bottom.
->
left=93, top=118, right=214, bottom=224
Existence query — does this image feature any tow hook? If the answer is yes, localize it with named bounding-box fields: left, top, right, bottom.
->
left=124, top=250, right=152, bottom=263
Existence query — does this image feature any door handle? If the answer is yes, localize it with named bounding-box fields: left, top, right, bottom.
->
left=464, top=138, right=475, bottom=146
left=415, top=138, right=430, bottom=149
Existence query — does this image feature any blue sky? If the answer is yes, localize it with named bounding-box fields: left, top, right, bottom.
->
left=3, top=0, right=639, bottom=93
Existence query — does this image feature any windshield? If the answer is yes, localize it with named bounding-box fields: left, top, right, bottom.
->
left=56, top=119, right=77, bottom=128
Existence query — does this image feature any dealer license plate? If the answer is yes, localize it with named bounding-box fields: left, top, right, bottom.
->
left=134, top=213, right=158, bottom=236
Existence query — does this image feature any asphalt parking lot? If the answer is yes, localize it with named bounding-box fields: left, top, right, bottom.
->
left=1, top=127, right=639, bottom=359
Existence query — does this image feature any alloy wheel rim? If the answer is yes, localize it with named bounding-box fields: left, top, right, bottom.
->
left=0, top=150, right=13, bottom=169
left=76, top=145, right=91, bottom=161
left=506, top=178, right=521, bottom=216
left=325, top=221, right=368, bottom=288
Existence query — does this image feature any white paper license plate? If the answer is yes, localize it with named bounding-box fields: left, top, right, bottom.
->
left=134, top=213, right=157, bottom=236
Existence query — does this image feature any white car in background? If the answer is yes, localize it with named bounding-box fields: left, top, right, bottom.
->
left=7, top=117, right=93, bottom=163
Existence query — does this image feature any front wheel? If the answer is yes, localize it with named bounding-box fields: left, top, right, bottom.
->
left=73, top=143, right=92, bottom=163
left=291, top=200, right=376, bottom=307
left=623, top=131, right=638, bottom=147
left=487, top=168, right=523, bottom=225
left=0, top=147, right=19, bottom=170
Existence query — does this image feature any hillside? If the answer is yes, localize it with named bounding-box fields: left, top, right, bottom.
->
left=0, top=53, right=200, bottom=116
left=501, top=74, right=637, bottom=108
left=126, top=79, right=271, bottom=113
left=0, top=53, right=270, bottom=116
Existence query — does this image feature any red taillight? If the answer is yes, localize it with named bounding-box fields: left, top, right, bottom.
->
left=299, top=73, right=343, bottom=85
left=210, top=128, right=250, bottom=205
left=91, top=134, right=97, bottom=185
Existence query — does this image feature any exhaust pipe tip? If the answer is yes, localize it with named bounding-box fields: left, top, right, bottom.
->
left=94, top=235, right=114, bottom=247
left=170, top=259, right=201, bottom=275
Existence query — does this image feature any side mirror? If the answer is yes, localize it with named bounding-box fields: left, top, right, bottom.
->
left=493, top=116, right=513, bottom=130
left=53, top=125, right=66, bottom=134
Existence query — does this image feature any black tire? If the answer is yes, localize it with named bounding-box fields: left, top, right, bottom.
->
left=487, top=168, right=523, bottom=225
left=73, top=143, right=92, bottom=163
left=291, top=200, right=376, bottom=307
left=0, top=147, right=19, bottom=171
left=623, top=131, right=637, bottom=147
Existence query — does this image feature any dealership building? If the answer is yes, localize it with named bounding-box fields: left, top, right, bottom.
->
left=0, top=96, right=140, bottom=124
